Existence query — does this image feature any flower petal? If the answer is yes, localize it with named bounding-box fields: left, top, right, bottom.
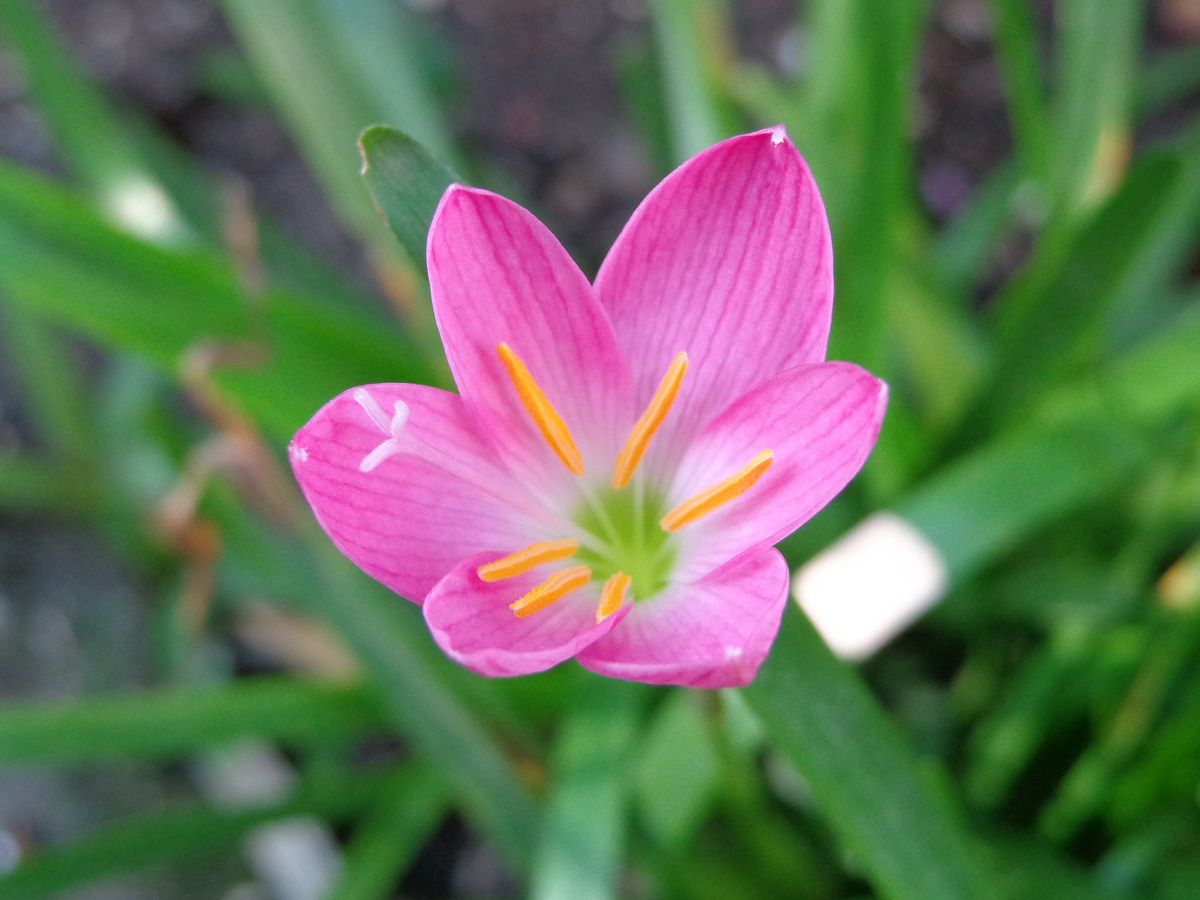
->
left=290, top=383, right=547, bottom=604
left=424, top=553, right=626, bottom=677
left=594, top=126, right=833, bottom=463
left=428, top=185, right=634, bottom=500
left=576, top=547, right=789, bottom=688
left=669, top=362, right=887, bottom=581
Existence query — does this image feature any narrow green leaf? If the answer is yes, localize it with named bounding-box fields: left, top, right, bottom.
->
left=0, top=767, right=390, bottom=900
left=302, top=542, right=541, bottom=871
left=531, top=681, right=642, bottom=900
left=359, top=125, right=458, bottom=278
left=1051, top=0, right=1143, bottom=213
left=0, top=677, right=386, bottom=766
left=743, top=609, right=1000, bottom=900
left=324, top=766, right=450, bottom=900
left=899, top=420, right=1146, bottom=582
left=647, top=0, right=725, bottom=164
left=635, top=689, right=720, bottom=848
left=986, top=0, right=1051, bottom=185
left=0, top=0, right=187, bottom=241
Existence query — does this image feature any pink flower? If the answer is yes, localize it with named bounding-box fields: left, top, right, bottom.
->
left=289, top=127, right=887, bottom=688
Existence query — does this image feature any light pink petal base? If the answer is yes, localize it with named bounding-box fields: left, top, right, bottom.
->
left=428, top=186, right=634, bottom=502
left=670, top=362, right=888, bottom=582
left=576, top=547, right=790, bottom=688
left=289, top=384, right=541, bottom=604
left=594, top=126, right=834, bottom=465
left=424, top=553, right=627, bottom=678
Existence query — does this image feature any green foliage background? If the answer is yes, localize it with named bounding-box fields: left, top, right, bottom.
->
left=0, top=1, right=1198, bottom=898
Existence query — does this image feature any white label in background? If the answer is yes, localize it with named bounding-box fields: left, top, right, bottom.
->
left=793, top=512, right=949, bottom=661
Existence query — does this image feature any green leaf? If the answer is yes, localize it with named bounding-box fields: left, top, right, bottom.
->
left=359, top=125, right=458, bottom=278
left=986, top=0, right=1051, bottom=186
left=531, top=680, right=642, bottom=900
left=0, top=677, right=386, bottom=766
left=301, top=543, right=542, bottom=871
left=635, top=689, right=720, bottom=848
left=0, top=767, right=391, bottom=900
left=647, top=0, right=725, bottom=164
left=899, top=420, right=1146, bottom=582
left=743, top=609, right=1001, bottom=900
left=324, top=767, right=450, bottom=900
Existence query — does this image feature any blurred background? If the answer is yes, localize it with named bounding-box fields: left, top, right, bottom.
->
left=0, top=0, right=1198, bottom=898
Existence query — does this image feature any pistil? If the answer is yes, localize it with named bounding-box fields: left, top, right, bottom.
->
left=661, top=450, right=774, bottom=532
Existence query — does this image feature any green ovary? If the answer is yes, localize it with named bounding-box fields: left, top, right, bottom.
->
left=573, top=484, right=676, bottom=599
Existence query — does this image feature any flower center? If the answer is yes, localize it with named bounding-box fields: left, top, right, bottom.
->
left=477, top=343, right=773, bottom=622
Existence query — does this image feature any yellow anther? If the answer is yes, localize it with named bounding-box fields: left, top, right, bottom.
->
left=612, top=351, right=688, bottom=489
left=497, top=343, right=585, bottom=475
left=510, top=565, right=593, bottom=618
left=661, top=450, right=774, bottom=532
left=477, top=539, right=580, bottom=582
left=596, top=572, right=631, bottom=623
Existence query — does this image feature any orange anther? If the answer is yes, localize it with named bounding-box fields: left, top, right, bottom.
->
left=478, top=539, right=580, bottom=582
left=596, top=572, right=631, bottom=623
left=612, top=352, right=688, bottom=489
left=510, top=565, right=593, bottom=618
left=498, top=343, right=585, bottom=475
left=661, top=450, right=774, bottom=532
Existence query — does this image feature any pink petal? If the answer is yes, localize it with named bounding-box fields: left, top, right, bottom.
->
left=668, top=362, right=887, bottom=581
left=423, top=553, right=626, bottom=677
left=594, top=126, right=833, bottom=465
left=576, top=547, right=790, bottom=688
left=290, top=383, right=548, bottom=604
left=427, top=186, right=634, bottom=502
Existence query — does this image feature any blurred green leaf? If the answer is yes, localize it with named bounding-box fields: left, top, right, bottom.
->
left=359, top=125, right=458, bottom=279
left=323, top=766, right=450, bottom=900
left=1052, top=0, right=1143, bottom=213
left=0, top=766, right=391, bottom=900
left=647, top=0, right=726, bottom=164
left=744, top=609, right=1000, bottom=900
left=300, top=543, right=541, bottom=871
left=635, top=689, right=720, bottom=849
left=0, top=677, right=385, bottom=766
left=899, top=420, right=1146, bottom=582
left=986, top=0, right=1052, bottom=187
left=531, top=681, right=642, bottom=900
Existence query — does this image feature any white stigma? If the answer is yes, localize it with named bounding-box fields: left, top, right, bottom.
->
left=355, top=389, right=411, bottom=472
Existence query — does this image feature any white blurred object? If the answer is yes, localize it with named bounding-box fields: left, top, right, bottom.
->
left=196, top=742, right=342, bottom=900
left=794, top=512, right=949, bottom=660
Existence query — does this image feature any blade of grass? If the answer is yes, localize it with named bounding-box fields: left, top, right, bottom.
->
left=647, top=0, right=725, bottom=165
left=743, top=608, right=1001, bottom=900
left=530, top=680, right=642, bottom=900
left=0, top=766, right=392, bottom=900
left=323, top=766, right=450, bottom=900
left=302, top=541, right=541, bottom=871
left=985, top=0, right=1051, bottom=187
left=1051, top=0, right=1143, bottom=213
left=0, top=0, right=187, bottom=242
left=0, top=677, right=386, bottom=766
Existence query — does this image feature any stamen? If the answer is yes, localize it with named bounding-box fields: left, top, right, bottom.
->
left=612, top=351, right=688, bottom=489
left=477, top=540, right=580, bottom=582
left=661, top=450, right=774, bottom=532
left=510, top=565, right=592, bottom=618
left=498, top=343, right=585, bottom=476
left=596, top=572, right=631, bottom=623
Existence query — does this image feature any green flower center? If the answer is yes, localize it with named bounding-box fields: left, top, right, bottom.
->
left=573, top=484, right=676, bottom=599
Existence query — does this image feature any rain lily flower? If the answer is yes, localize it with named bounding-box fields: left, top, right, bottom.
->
left=289, top=127, right=887, bottom=688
